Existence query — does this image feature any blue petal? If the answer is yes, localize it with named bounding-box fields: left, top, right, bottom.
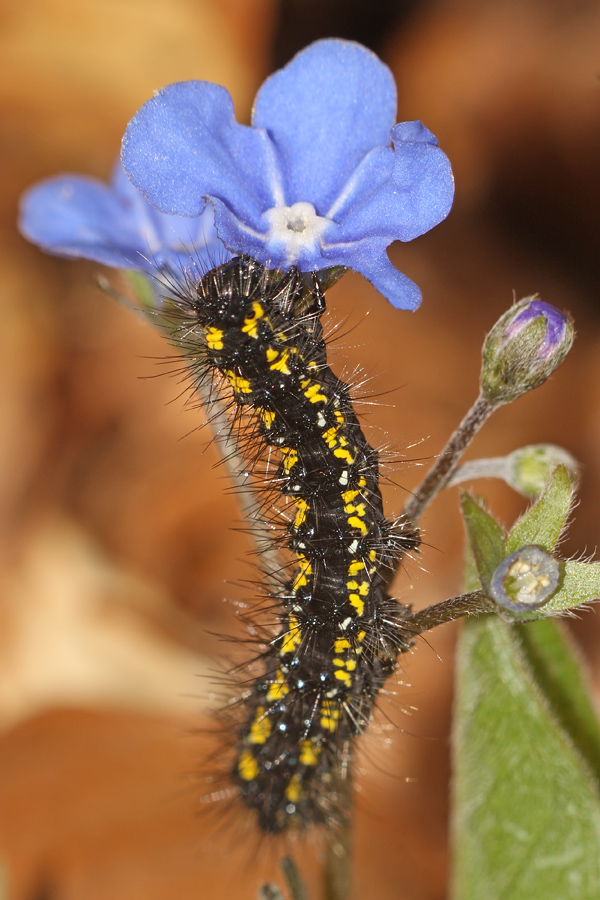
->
left=348, top=245, right=423, bottom=310
left=314, top=237, right=422, bottom=310
left=19, top=161, right=226, bottom=275
left=332, top=121, right=455, bottom=243
left=252, top=39, right=397, bottom=215
left=19, top=172, right=158, bottom=270
left=121, top=82, right=278, bottom=223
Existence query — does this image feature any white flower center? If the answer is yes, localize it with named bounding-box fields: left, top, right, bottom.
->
left=263, top=202, right=333, bottom=264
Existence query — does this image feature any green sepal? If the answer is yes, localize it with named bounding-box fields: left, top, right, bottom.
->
left=539, top=560, right=600, bottom=615
left=460, top=493, right=506, bottom=590
left=506, top=464, right=573, bottom=554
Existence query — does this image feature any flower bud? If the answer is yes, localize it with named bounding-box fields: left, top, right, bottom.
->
left=506, top=444, right=579, bottom=498
left=480, top=297, right=574, bottom=404
left=490, top=545, right=560, bottom=613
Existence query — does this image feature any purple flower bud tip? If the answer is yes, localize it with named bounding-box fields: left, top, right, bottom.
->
left=505, top=299, right=572, bottom=361
left=480, top=295, right=575, bottom=405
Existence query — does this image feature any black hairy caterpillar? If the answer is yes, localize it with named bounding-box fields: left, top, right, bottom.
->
left=162, top=256, right=421, bottom=834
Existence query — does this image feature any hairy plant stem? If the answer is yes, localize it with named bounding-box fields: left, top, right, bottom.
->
left=281, top=857, right=308, bottom=900
left=403, top=394, right=497, bottom=525
left=406, top=590, right=496, bottom=635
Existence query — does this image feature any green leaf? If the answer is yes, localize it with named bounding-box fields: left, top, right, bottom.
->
left=507, top=465, right=573, bottom=554
left=516, top=618, right=600, bottom=784
left=461, top=493, right=506, bottom=589
left=452, top=615, right=600, bottom=900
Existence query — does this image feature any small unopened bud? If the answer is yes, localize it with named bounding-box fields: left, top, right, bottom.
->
left=490, top=545, right=560, bottom=613
left=480, top=297, right=574, bottom=404
left=507, top=444, right=579, bottom=498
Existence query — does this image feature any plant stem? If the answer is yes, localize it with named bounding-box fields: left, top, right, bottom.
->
left=406, top=589, right=496, bottom=635
left=281, top=857, right=308, bottom=900
left=403, top=394, right=496, bottom=524
left=324, top=778, right=353, bottom=900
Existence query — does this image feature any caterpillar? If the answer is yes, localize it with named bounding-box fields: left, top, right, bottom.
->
left=162, top=255, right=421, bottom=834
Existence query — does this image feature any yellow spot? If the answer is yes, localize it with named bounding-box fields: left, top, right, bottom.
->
left=341, top=489, right=360, bottom=504
left=205, top=327, right=223, bottom=350
left=238, top=750, right=259, bottom=781
left=348, top=560, right=366, bottom=576
left=322, top=426, right=339, bottom=448
left=333, top=657, right=345, bottom=668
left=285, top=775, right=302, bottom=804
left=225, top=370, right=252, bottom=394
left=266, top=349, right=291, bottom=375
left=357, top=630, right=366, bottom=642
left=369, top=550, right=377, bottom=562
left=299, top=740, right=320, bottom=767
left=344, top=502, right=366, bottom=519
left=241, top=301, right=264, bottom=338
left=334, top=638, right=351, bottom=653
left=349, top=594, right=365, bottom=616
left=304, top=382, right=328, bottom=404
left=281, top=448, right=298, bottom=471
left=345, top=660, right=357, bottom=672
left=320, top=701, right=341, bottom=733
left=256, top=408, right=276, bottom=429
left=358, top=581, right=369, bottom=596
left=293, top=556, right=312, bottom=590
left=249, top=706, right=271, bottom=744
left=293, top=498, right=310, bottom=529
left=348, top=516, right=368, bottom=535
left=266, top=670, right=290, bottom=702
left=334, top=669, right=351, bottom=686
left=281, top=616, right=302, bottom=655
left=335, top=410, right=345, bottom=424
left=334, top=447, right=355, bottom=464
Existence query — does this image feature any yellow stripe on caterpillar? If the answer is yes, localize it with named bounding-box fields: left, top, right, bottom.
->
left=320, top=701, right=341, bottom=733
left=249, top=706, right=271, bottom=744
left=285, top=774, right=302, bottom=804
left=256, top=408, right=276, bottom=429
left=224, top=370, right=252, bottom=394
left=205, top=326, right=224, bottom=350
left=281, top=615, right=302, bottom=654
left=266, top=670, right=290, bottom=702
left=299, top=740, right=321, bottom=767
left=238, top=750, right=259, bottom=782
left=241, top=301, right=265, bottom=338
left=349, top=594, right=365, bottom=615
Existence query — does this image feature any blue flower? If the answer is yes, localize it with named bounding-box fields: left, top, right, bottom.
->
left=121, top=39, right=454, bottom=310
left=19, top=161, right=228, bottom=276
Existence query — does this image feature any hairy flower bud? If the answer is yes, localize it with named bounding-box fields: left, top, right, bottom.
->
left=506, top=444, right=579, bottom=498
left=480, top=297, right=574, bottom=405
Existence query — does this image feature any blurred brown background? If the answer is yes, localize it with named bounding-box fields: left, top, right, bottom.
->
left=1, top=0, right=600, bottom=897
